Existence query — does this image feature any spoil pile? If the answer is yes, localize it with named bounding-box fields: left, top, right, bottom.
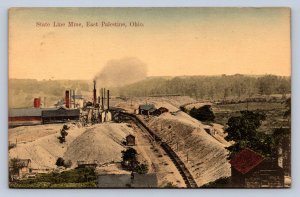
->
left=9, top=123, right=134, bottom=170
left=148, top=112, right=231, bottom=186
left=64, top=123, right=134, bottom=167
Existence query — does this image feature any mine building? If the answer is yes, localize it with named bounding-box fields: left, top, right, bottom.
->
left=138, top=104, right=156, bottom=115
left=41, top=107, right=80, bottom=124
left=9, top=108, right=43, bottom=127
left=230, top=148, right=284, bottom=188
left=126, top=134, right=136, bottom=146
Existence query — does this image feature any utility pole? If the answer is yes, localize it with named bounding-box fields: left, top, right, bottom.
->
left=187, top=152, right=189, bottom=163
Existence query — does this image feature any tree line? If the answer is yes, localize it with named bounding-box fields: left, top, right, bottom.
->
left=116, top=74, right=290, bottom=100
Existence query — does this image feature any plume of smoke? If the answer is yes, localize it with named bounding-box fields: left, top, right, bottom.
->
left=94, top=57, right=148, bottom=87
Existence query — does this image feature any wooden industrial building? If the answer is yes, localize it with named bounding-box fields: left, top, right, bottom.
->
left=9, top=108, right=43, bottom=127
left=230, top=148, right=284, bottom=188
left=42, top=107, right=80, bottom=124
left=9, top=107, right=80, bottom=126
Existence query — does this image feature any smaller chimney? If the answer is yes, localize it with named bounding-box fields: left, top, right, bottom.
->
left=107, top=89, right=110, bottom=110
left=93, top=80, right=97, bottom=106
left=33, top=98, right=41, bottom=108
left=73, top=90, right=76, bottom=108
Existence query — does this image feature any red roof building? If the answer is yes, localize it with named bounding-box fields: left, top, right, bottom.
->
left=230, top=148, right=264, bottom=174
left=230, top=148, right=284, bottom=188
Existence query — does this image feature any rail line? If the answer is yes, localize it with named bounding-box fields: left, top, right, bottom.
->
left=119, top=112, right=198, bottom=188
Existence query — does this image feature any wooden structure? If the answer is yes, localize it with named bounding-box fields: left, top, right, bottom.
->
left=138, top=104, right=156, bottom=115
left=9, top=108, right=43, bottom=127
left=42, top=107, right=80, bottom=124
left=230, top=148, right=284, bottom=188
left=9, top=159, right=32, bottom=179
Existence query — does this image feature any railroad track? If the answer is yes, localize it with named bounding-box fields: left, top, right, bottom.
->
left=119, top=112, right=198, bottom=188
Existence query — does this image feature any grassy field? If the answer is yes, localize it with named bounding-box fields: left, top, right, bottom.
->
left=9, top=167, right=98, bottom=189
left=212, top=101, right=289, bottom=134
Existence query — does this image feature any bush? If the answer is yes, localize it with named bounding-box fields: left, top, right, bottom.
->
left=189, top=105, right=215, bottom=122
left=201, top=177, right=231, bottom=188
left=55, top=157, right=65, bottom=167
left=135, top=163, right=148, bottom=174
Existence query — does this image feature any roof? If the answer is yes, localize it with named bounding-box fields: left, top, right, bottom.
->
left=42, top=107, right=80, bottom=117
left=230, top=148, right=265, bottom=174
left=9, top=108, right=55, bottom=117
left=9, top=159, right=31, bottom=168
left=139, top=104, right=156, bottom=111
left=126, top=134, right=135, bottom=139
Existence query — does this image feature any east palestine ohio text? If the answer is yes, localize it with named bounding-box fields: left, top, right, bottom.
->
left=86, top=21, right=144, bottom=28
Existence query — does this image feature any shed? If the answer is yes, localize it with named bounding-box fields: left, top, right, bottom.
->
left=126, top=134, right=136, bottom=146
left=9, top=159, right=32, bottom=179
left=230, top=148, right=284, bottom=188
left=138, top=104, right=156, bottom=115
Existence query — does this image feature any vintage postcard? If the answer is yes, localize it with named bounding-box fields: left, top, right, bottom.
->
left=8, top=7, right=291, bottom=188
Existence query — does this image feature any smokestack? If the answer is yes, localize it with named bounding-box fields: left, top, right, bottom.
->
left=101, top=88, right=104, bottom=110
left=93, top=80, right=97, bottom=106
left=44, top=97, right=46, bottom=108
left=65, top=90, right=70, bottom=108
left=98, top=96, right=100, bottom=104
left=33, top=98, right=41, bottom=108
left=107, top=90, right=110, bottom=110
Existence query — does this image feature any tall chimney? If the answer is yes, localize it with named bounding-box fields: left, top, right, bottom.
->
left=93, top=80, right=97, bottom=106
left=44, top=97, right=46, bottom=108
left=101, top=88, right=104, bottom=110
left=107, top=89, right=110, bottom=110
left=65, top=90, right=70, bottom=108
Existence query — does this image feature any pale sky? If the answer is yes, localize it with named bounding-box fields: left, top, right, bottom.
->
left=9, top=7, right=291, bottom=80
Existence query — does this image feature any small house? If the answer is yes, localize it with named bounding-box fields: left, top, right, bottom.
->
left=126, top=134, right=136, bottom=146
left=230, top=148, right=284, bottom=188
left=9, top=159, right=32, bottom=179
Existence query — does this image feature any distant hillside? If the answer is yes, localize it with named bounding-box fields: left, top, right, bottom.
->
left=116, top=74, right=291, bottom=101
left=8, top=74, right=291, bottom=108
left=8, top=79, right=91, bottom=108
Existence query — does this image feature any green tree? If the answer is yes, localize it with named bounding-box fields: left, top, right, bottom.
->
left=225, top=111, right=271, bottom=158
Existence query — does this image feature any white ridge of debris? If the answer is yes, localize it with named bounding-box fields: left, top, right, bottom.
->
left=148, top=112, right=231, bottom=186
